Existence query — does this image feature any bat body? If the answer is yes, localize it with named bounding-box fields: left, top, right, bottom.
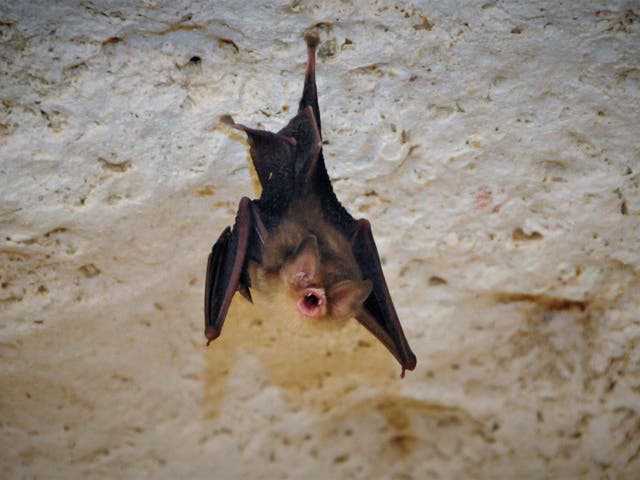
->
left=205, top=33, right=417, bottom=375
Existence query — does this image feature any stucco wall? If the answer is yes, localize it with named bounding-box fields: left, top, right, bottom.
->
left=1, top=1, right=639, bottom=478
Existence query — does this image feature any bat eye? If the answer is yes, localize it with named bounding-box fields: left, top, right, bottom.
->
left=297, top=287, right=325, bottom=317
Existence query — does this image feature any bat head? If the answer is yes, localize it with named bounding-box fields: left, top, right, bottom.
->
left=281, top=235, right=372, bottom=324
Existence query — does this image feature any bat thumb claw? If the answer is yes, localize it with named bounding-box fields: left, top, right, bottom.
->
left=218, top=115, right=249, bottom=133
left=218, top=114, right=235, bottom=126
left=205, top=326, right=221, bottom=344
left=218, top=114, right=246, bottom=132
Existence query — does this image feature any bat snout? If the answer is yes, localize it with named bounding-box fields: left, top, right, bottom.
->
left=297, top=287, right=325, bottom=317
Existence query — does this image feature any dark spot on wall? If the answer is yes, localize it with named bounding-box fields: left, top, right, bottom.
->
left=428, top=276, right=447, bottom=286
left=98, top=157, right=132, bottom=172
left=101, top=36, right=122, bottom=46
left=621, top=200, right=628, bottom=215
left=78, top=264, right=101, bottom=278
left=512, top=227, right=543, bottom=241
left=218, top=38, right=239, bottom=53
left=494, top=292, right=588, bottom=311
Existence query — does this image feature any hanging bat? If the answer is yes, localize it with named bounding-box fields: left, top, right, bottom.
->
left=205, top=33, right=416, bottom=376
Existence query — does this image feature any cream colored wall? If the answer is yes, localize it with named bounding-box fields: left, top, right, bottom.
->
left=1, top=1, right=639, bottom=479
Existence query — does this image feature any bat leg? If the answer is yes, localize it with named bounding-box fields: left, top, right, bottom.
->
left=295, top=107, right=323, bottom=185
left=299, top=32, right=322, bottom=138
left=238, top=269, right=253, bottom=303
left=249, top=201, right=268, bottom=244
left=204, top=197, right=253, bottom=344
left=351, top=219, right=417, bottom=376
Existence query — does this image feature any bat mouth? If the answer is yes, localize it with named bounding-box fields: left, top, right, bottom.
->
left=297, top=287, right=325, bottom=317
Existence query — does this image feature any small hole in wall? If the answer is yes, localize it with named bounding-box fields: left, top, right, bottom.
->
left=333, top=453, right=349, bottom=464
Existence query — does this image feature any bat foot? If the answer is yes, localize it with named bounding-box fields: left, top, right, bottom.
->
left=304, top=32, right=320, bottom=49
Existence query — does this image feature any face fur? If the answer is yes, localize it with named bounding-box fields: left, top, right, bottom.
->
left=255, top=234, right=372, bottom=329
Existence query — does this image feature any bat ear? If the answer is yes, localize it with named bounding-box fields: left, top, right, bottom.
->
left=283, top=235, right=319, bottom=288
left=329, top=279, right=373, bottom=319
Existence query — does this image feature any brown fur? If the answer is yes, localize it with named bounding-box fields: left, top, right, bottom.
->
left=252, top=193, right=370, bottom=328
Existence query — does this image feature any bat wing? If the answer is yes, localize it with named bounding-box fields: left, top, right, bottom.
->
left=205, top=197, right=266, bottom=343
left=352, top=219, right=417, bottom=376
left=219, top=117, right=298, bottom=231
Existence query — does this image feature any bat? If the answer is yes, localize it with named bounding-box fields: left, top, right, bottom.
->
left=205, top=33, right=417, bottom=376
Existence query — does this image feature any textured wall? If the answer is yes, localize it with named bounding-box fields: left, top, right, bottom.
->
left=1, top=1, right=639, bottom=478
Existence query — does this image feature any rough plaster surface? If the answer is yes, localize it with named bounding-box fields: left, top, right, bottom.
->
left=1, top=1, right=639, bottom=478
